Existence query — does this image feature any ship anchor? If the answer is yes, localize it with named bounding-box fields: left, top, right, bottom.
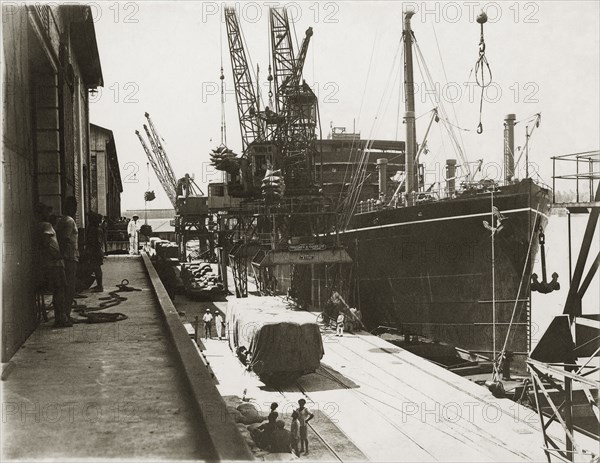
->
left=531, top=227, right=560, bottom=294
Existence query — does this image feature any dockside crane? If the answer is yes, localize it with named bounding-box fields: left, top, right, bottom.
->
left=224, top=6, right=264, bottom=155
left=269, top=6, right=318, bottom=192
left=144, top=112, right=181, bottom=201
left=135, top=113, right=209, bottom=261
left=216, top=6, right=317, bottom=195
left=138, top=112, right=204, bottom=206
left=216, top=6, right=347, bottom=300
left=135, top=129, right=177, bottom=207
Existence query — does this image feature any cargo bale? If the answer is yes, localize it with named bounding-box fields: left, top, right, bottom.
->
left=226, top=297, right=324, bottom=380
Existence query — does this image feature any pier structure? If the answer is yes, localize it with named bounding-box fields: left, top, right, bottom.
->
left=527, top=158, right=600, bottom=462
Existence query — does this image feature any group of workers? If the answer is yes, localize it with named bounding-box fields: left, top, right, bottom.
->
left=37, top=196, right=106, bottom=327
left=251, top=399, right=314, bottom=456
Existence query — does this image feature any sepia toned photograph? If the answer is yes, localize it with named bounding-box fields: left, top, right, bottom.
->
left=1, top=1, right=599, bottom=461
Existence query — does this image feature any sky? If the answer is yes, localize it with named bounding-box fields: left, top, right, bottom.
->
left=88, top=1, right=600, bottom=211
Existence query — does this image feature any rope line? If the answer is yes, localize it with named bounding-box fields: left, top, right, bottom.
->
left=498, top=203, right=541, bottom=373
left=336, top=33, right=379, bottom=209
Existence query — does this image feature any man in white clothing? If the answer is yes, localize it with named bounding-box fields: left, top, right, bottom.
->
left=127, top=215, right=140, bottom=255
left=202, top=310, right=213, bottom=339
left=214, top=312, right=224, bottom=340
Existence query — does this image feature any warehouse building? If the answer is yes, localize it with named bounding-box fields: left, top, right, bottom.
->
left=2, top=4, right=103, bottom=361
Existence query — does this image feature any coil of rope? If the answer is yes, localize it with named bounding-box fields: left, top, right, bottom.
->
left=474, top=12, right=493, bottom=134
left=73, top=279, right=141, bottom=323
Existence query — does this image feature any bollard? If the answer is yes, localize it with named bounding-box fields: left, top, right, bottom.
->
left=194, top=316, right=199, bottom=345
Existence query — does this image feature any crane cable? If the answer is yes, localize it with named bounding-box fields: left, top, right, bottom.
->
left=336, top=33, right=379, bottom=211
left=413, top=40, right=469, bottom=175
left=220, top=13, right=227, bottom=147
left=431, top=22, right=469, bottom=160
left=474, top=12, right=492, bottom=134
left=267, top=21, right=274, bottom=109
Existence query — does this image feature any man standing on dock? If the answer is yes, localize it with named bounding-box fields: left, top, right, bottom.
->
left=127, top=215, right=140, bottom=255
left=214, top=311, right=224, bottom=340
left=296, top=399, right=314, bottom=455
left=56, top=196, right=79, bottom=326
left=203, top=310, right=213, bottom=339
left=36, top=203, right=67, bottom=326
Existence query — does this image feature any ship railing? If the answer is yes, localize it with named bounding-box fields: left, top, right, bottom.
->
left=355, top=176, right=550, bottom=214
left=356, top=184, right=452, bottom=214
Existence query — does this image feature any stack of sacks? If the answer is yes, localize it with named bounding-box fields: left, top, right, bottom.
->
left=261, top=168, right=284, bottom=198
left=181, top=263, right=224, bottom=293
left=156, top=241, right=178, bottom=259
left=236, top=403, right=265, bottom=425
left=210, top=145, right=240, bottom=175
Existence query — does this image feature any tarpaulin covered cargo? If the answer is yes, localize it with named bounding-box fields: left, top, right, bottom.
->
left=226, top=297, right=324, bottom=378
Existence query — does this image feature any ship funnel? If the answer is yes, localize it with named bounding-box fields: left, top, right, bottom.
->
left=377, top=158, right=388, bottom=200
left=504, top=114, right=516, bottom=182
left=446, top=159, right=457, bottom=195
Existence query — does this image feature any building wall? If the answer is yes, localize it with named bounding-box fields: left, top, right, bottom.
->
left=90, top=124, right=122, bottom=220
left=1, top=5, right=102, bottom=362
left=2, top=6, right=38, bottom=361
left=106, top=138, right=122, bottom=219
left=97, top=140, right=107, bottom=216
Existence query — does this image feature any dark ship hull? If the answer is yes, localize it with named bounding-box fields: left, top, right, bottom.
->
left=340, top=179, right=551, bottom=366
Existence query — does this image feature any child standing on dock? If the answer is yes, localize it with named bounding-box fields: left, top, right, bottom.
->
left=296, top=399, right=314, bottom=455
left=290, top=410, right=300, bottom=456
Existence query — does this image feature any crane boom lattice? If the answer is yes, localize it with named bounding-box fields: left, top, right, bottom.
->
left=224, top=7, right=264, bottom=156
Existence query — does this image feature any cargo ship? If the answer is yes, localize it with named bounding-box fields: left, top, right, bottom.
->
left=329, top=11, right=551, bottom=369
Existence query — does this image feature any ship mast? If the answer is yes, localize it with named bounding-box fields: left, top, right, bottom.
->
left=403, top=11, right=418, bottom=201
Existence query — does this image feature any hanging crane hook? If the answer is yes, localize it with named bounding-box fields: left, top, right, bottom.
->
left=477, top=12, right=488, bottom=42
left=474, top=11, right=491, bottom=135
left=477, top=12, right=487, bottom=57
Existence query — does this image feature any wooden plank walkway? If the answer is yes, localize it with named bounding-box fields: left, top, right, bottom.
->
left=197, top=290, right=598, bottom=461
left=305, top=326, right=598, bottom=462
